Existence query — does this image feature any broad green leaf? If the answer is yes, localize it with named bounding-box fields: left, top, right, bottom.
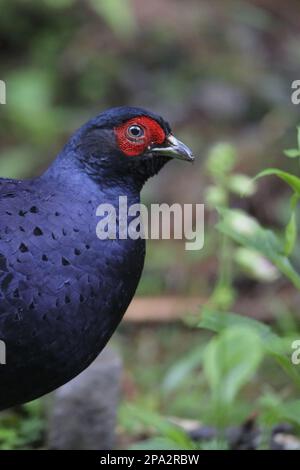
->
left=203, top=326, right=263, bottom=405
left=255, top=168, right=300, bottom=195
left=199, top=310, right=300, bottom=389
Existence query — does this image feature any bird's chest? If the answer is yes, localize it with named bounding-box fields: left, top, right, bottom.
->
left=1, top=191, right=145, bottom=332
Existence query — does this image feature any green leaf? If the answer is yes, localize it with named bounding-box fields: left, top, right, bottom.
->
left=255, top=168, right=300, bottom=195
left=217, top=208, right=300, bottom=290
left=199, top=310, right=300, bottom=389
left=284, top=149, right=300, bottom=158
left=203, top=325, right=263, bottom=406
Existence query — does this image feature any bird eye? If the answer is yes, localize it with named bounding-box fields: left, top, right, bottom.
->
left=127, top=125, right=145, bottom=140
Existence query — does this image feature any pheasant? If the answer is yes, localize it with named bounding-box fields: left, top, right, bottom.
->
left=0, top=106, right=193, bottom=410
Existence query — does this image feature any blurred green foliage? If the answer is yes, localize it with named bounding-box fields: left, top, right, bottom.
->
left=0, top=400, right=45, bottom=450
left=1, top=0, right=299, bottom=182
left=2, top=0, right=300, bottom=451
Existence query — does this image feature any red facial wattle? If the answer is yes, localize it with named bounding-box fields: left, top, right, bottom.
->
left=115, top=116, right=166, bottom=157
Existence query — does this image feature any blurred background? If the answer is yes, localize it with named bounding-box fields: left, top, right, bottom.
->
left=1, top=0, right=300, bottom=450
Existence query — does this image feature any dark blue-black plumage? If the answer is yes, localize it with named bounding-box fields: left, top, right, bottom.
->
left=0, top=106, right=191, bottom=410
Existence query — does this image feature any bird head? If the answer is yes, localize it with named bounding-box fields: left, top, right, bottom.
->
left=68, top=106, right=194, bottom=188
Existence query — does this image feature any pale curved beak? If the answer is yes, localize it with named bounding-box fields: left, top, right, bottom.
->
left=149, top=135, right=194, bottom=162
